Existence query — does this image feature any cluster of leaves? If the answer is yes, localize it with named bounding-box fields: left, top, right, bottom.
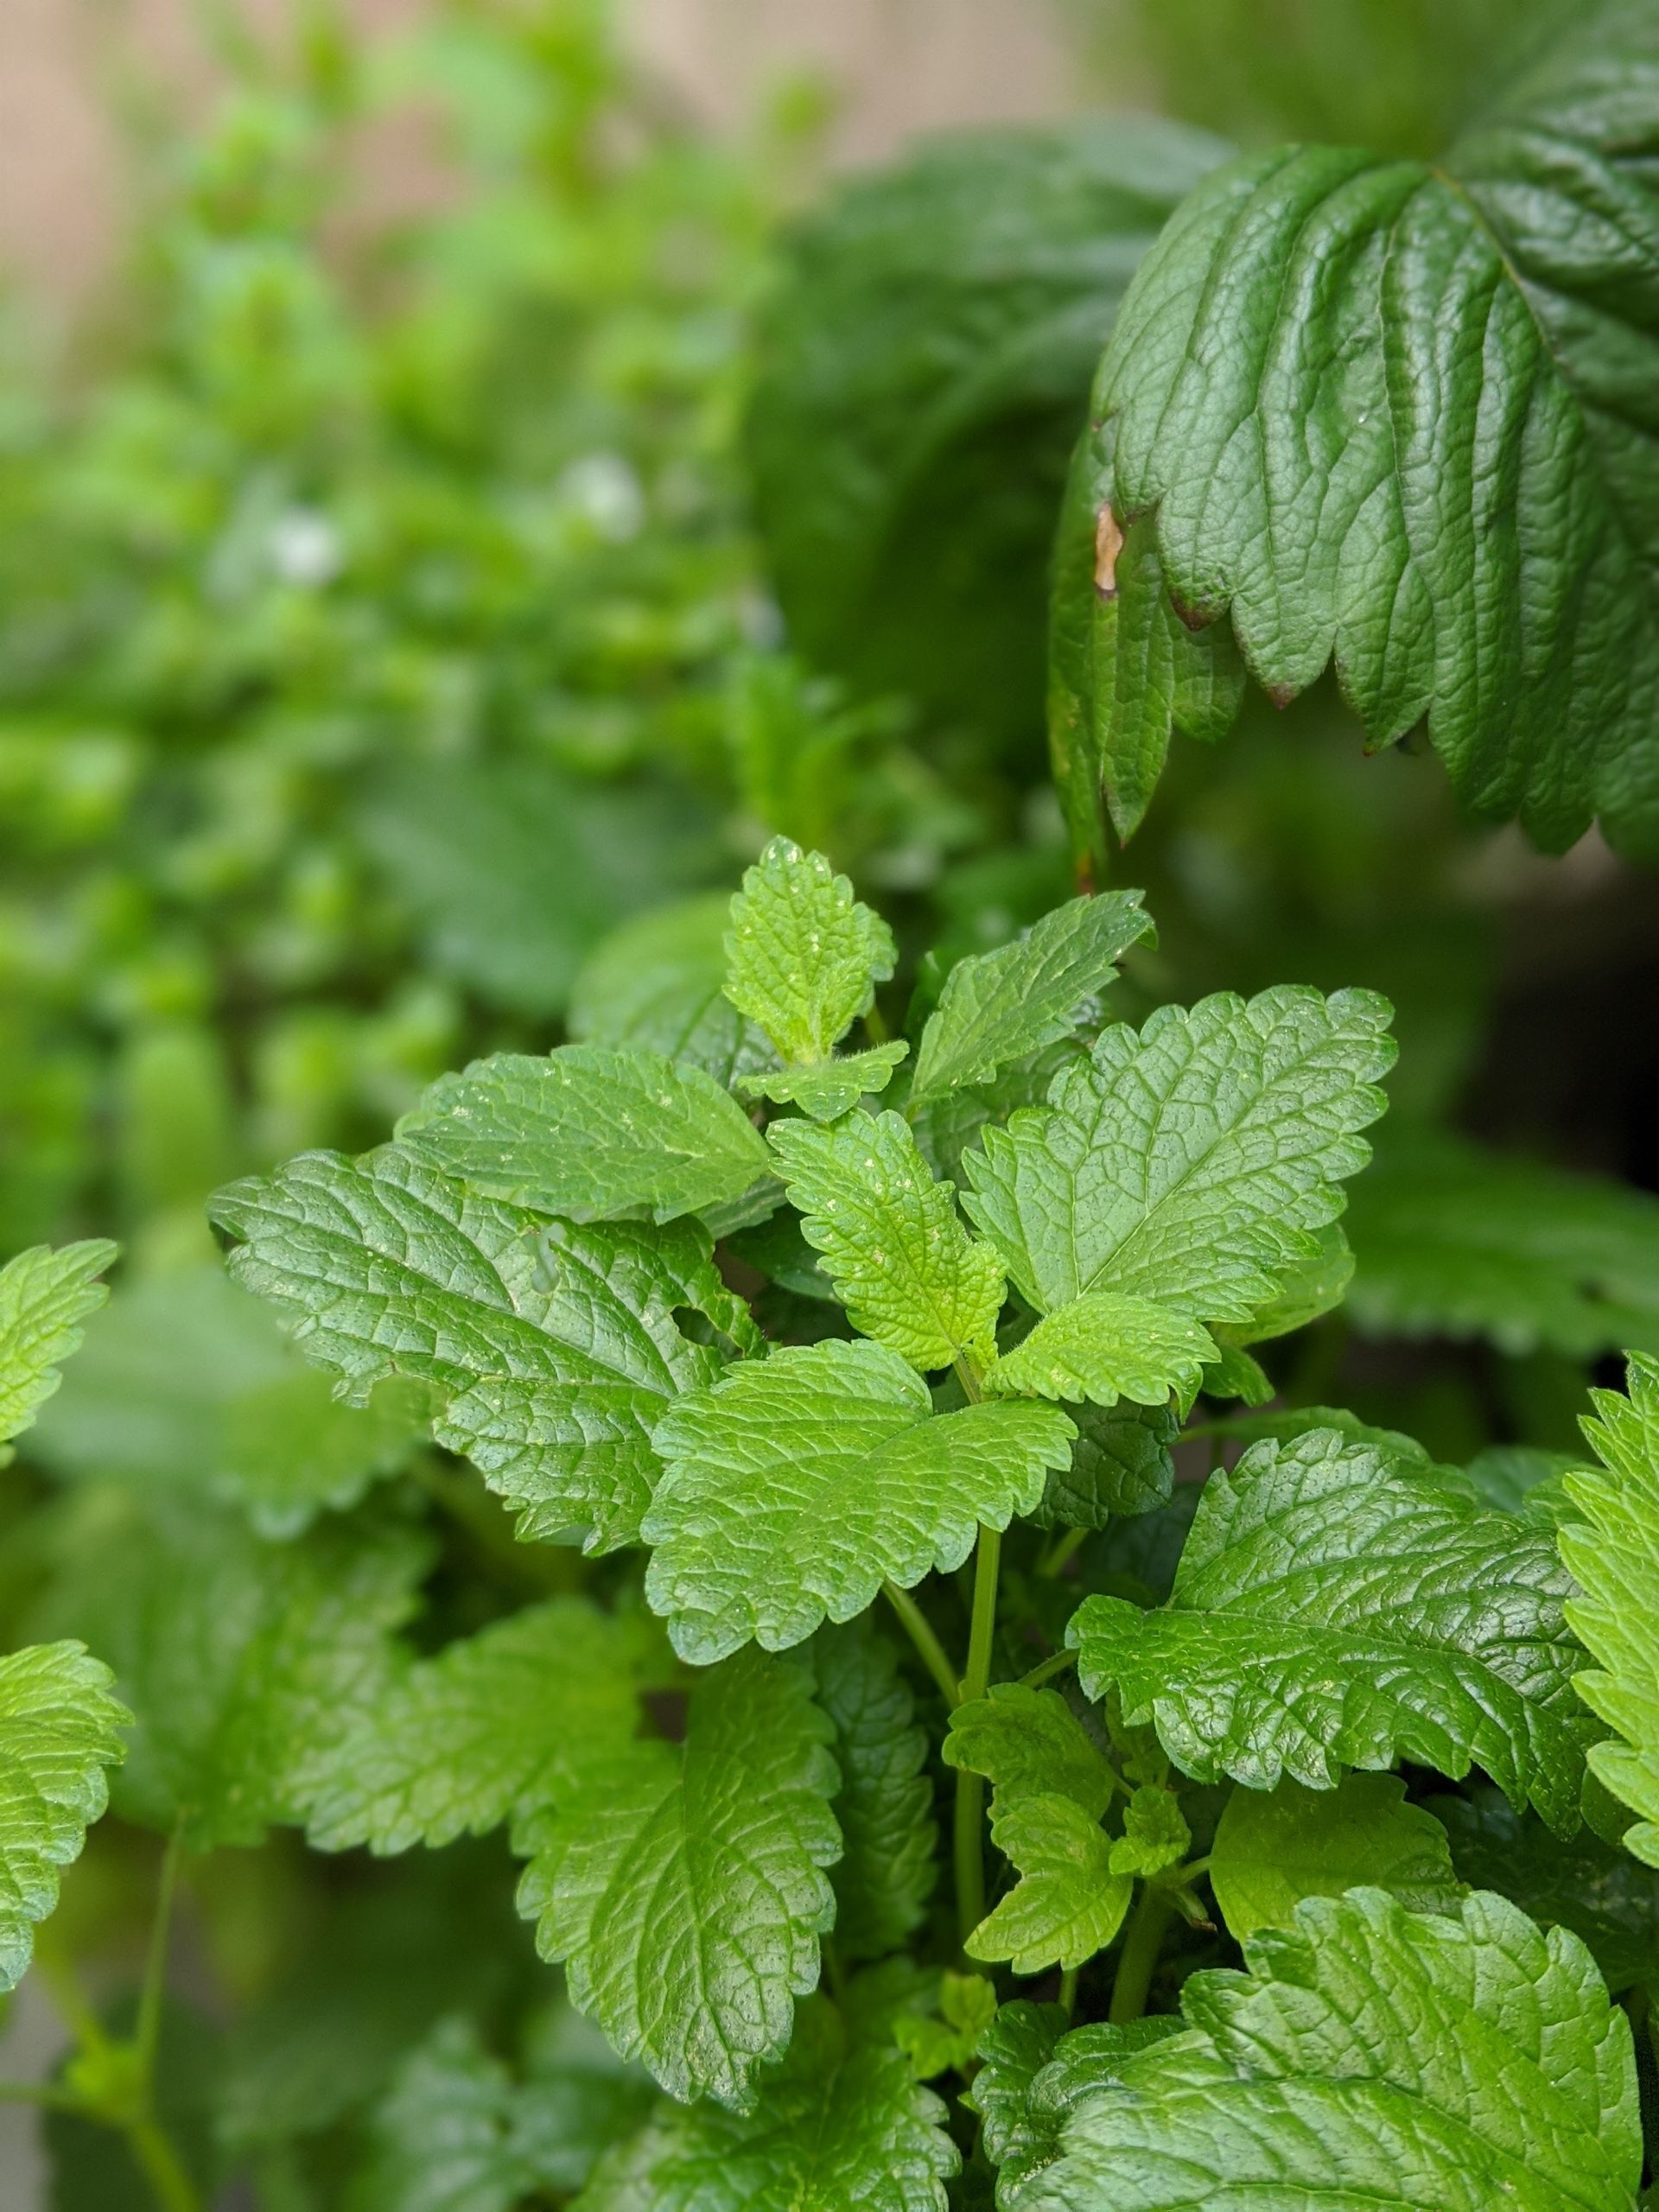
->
left=10, top=839, right=1659, bottom=2208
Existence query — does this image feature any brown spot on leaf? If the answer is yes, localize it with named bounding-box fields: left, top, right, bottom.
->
left=1094, top=505, right=1124, bottom=598
left=1265, top=681, right=1299, bottom=710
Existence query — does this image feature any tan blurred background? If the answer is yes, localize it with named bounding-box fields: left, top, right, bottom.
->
left=1, top=0, right=1088, bottom=309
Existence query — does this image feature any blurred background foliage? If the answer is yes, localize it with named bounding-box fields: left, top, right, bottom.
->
left=2, top=0, right=1656, bottom=2202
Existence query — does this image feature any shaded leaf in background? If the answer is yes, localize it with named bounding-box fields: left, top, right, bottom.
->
left=568, top=897, right=778, bottom=1090
left=811, top=1617, right=937, bottom=1961
left=1211, top=1772, right=1462, bottom=1942
left=1034, top=1398, right=1177, bottom=1528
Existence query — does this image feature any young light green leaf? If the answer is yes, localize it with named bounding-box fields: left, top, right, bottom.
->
left=968, top=2005, right=1183, bottom=2211
left=768, top=1111, right=1005, bottom=1373
left=300, top=1599, right=668, bottom=1856
left=1346, top=1128, right=1659, bottom=1357
left=1034, top=1401, right=1177, bottom=1529
left=0, top=1240, right=117, bottom=1454
left=515, top=1649, right=839, bottom=2111
left=0, top=1642, right=129, bottom=1993
left=577, top=1982, right=957, bottom=2212
left=395, top=1045, right=775, bottom=1226
left=1064, top=4, right=1659, bottom=861
left=1068, top=1427, right=1595, bottom=1829
left=1211, top=1773, right=1462, bottom=1943
left=723, top=839, right=894, bottom=1065
left=37, top=1493, right=428, bottom=1851
left=1109, top=1784, right=1189, bottom=1878
left=968, top=1796, right=1132, bottom=1974
left=962, top=987, right=1394, bottom=1323
left=894, top=1970, right=997, bottom=2082
left=812, top=1618, right=937, bottom=1961
left=31, top=1264, right=420, bottom=1539
left=569, top=894, right=779, bottom=1089
left=212, top=1147, right=747, bottom=1554
left=644, top=1341, right=1073, bottom=1663
left=1430, top=1787, right=1659, bottom=1999
left=1560, top=1353, right=1659, bottom=1866
left=909, top=892, right=1154, bottom=1103
left=944, top=1684, right=1118, bottom=1822
left=1020, top=1888, right=1643, bottom=2212
left=984, top=1294, right=1214, bottom=1410
left=737, top=1040, right=909, bottom=1122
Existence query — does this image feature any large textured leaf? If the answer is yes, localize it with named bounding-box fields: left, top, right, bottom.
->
left=1021, top=1887, right=1642, bottom=2212
left=1432, top=1787, right=1659, bottom=1998
left=396, top=1046, right=776, bottom=1227
left=0, top=1239, right=116, bottom=1453
left=301, top=1599, right=668, bottom=1855
left=576, top=1979, right=957, bottom=2212
left=515, top=1649, right=839, bottom=2111
left=0, top=1642, right=129, bottom=1992
left=644, top=1340, right=1073, bottom=1663
left=1560, top=1354, right=1659, bottom=1865
left=31, top=1265, right=419, bottom=1539
left=811, top=1618, right=937, bottom=1961
left=1069, top=1427, right=1595, bottom=1828
left=1211, top=1772, right=1462, bottom=1942
left=746, top=118, right=1227, bottom=741
left=983, top=1293, right=1215, bottom=1410
left=1055, top=2, right=1659, bottom=860
left=36, top=1493, right=427, bottom=1851
left=769, top=1111, right=1005, bottom=1373
left=969, top=2006, right=1183, bottom=2211
left=722, top=838, right=893, bottom=1067
left=908, top=893, right=1153, bottom=1105
left=1346, top=1128, right=1659, bottom=1357
left=211, top=1147, right=745, bottom=1553
left=568, top=895, right=778, bottom=1089
left=961, top=987, right=1393, bottom=1321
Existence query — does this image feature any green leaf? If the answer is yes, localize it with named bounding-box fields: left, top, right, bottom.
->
left=0, top=1642, right=129, bottom=1993
left=644, top=1340, right=1073, bottom=1663
left=722, top=840, right=894, bottom=1066
left=300, top=1599, right=668, bottom=1855
left=811, top=1618, right=937, bottom=1961
left=909, top=1039, right=1089, bottom=1189
left=1465, top=1446, right=1580, bottom=1518
left=1347, top=1128, right=1659, bottom=1357
left=0, top=1240, right=116, bottom=1454
left=1109, top=1784, right=1190, bottom=1878
left=768, top=1111, right=1005, bottom=1373
left=1431, top=1786, right=1659, bottom=1999
left=1019, top=1888, right=1643, bottom=2211
left=894, top=1970, right=998, bottom=2081
left=984, top=1294, right=1215, bottom=1410
left=909, top=893, right=1154, bottom=1105
left=396, top=1046, right=776, bottom=1227
left=968, top=2005, right=1183, bottom=2210
left=746, top=118, right=1227, bottom=744
left=737, top=1041, right=909, bottom=1122
left=1560, top=1353, right=1659, bottom=1865
left=576, top=1981, right=957, bottom=2211
left=1211, top=1773, right=1463, bottom=1943
left=32, top=1265, right=420, bottom=1539
left=359, top=757, right=721, bottom=1019
left=212, top=1147, right=745, bottom=1553
left=962, top=987, right=1394, bottom=1323
left=515, top=1649, right=839, bottom=2111
left=1064, top=3, right=1659, bottom=861
left=1034, top=1401, right=1177, bottom=1529
left=944, top=1684, right=1118, bottom=1822
left=1068, top=1427, right=1595, bottom=1829
left=569, top=895, right=779, bottom=1089
left=967, top=1796, right=1132, bottom=1974
left=37, top=1494, right=427, bottom=1851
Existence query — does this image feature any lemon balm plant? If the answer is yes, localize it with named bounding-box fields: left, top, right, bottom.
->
left=10, top=836, right=1649, bottom=2209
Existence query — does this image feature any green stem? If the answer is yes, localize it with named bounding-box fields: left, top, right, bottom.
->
left=136, top=1827, right=185, bottom=2086
left=953, top=1522, right=1003, bottom=1947
left=883, top=1581, right=960, bottom=1708
left=1109, top=1885, right=1173, bottom=2024
left=34, top=1942, right=111, bottom=2057
left=1058, top=1967, right=1079, bottom=2020
left=1019, top=1649, right=1077, bottom=1690
left=125, top=2113, right=200, bottom=2212
left=0, top=2081, right=86, bottom=2112
left=1035, top=1525, right=1089, bottom=1580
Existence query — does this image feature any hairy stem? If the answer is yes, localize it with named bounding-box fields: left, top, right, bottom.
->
left=953, top=1521, right=1002, bottom=1948
left=883, top=1580, right=960, bottom=1708
left=1109, top=1885, right=1173, bottom=2024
